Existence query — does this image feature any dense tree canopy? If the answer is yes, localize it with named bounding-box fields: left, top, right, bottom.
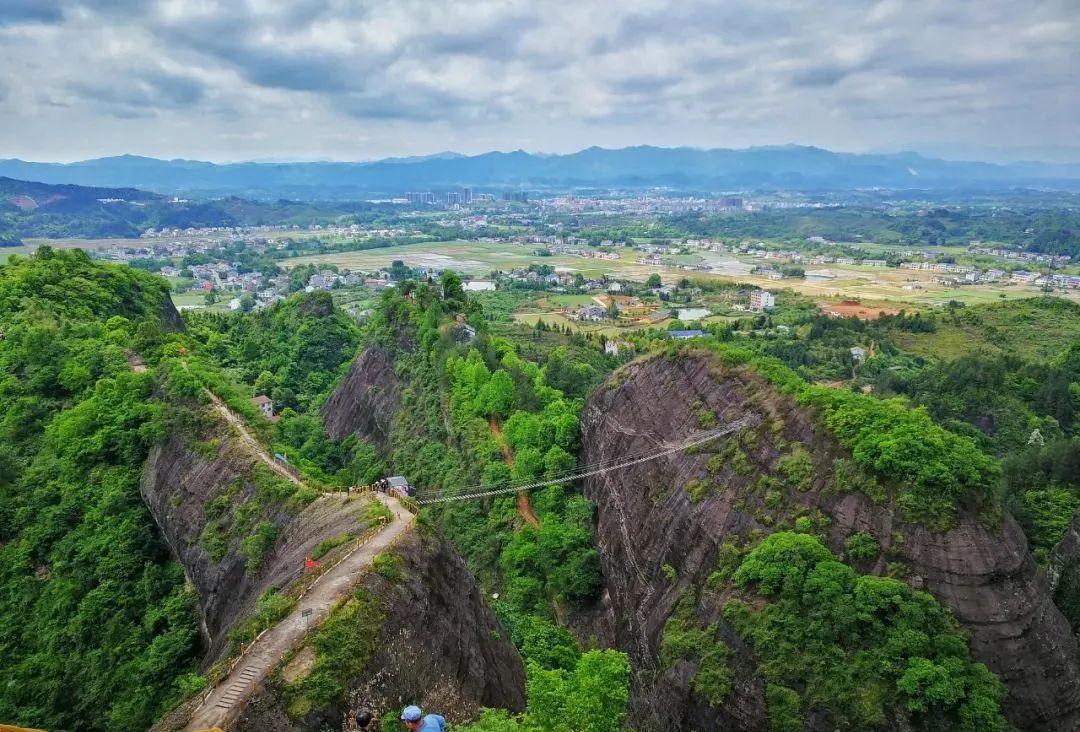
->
left=0, top=250, right=201, bottom=730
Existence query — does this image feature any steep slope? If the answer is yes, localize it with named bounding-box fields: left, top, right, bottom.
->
left=140, top=421, right=376, bottom=662
left=321, top=346, right=400, bottom=449
left=180, top=494, right=415, bottom=732
left=579, top=352, right=1080, bottom=731
left=232, top=527, right=527, bottom=731
left=1050, top=509, right=1080, bottom=634
left=0, top=250, right=203, bottom=731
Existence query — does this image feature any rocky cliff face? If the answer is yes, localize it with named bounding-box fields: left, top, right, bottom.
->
left=141, top=426, right=381, bottom=663
left=579, top=352, right=1080, bottom=731
left=322, top=347, right=400, bottom=449
left=161, top=293, right=185, bottom=332
left=233, top=528, right=526, bottom=731
left=1050, top=509, right=1080, bottom=635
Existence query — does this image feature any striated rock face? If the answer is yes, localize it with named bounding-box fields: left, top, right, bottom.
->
left=578, top=352, right=1080, bottom=731
left=1049, top=509, right=1080, bottom=633
left=161, top=293, right=185, bottom=332
left=141, top=430, right=380, bottom=663
left=233, top=529, right=526, bottom=731
left=322, top=347, right=400, bottom=448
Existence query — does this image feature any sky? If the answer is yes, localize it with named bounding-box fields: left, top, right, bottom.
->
left=0, top=0, right=1077, bottom=163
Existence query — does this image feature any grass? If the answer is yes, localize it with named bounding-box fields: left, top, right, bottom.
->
left=890, top=297, right=1080, bottom=360
left=284, top=588, right=385, bottom=716
left=546, top=293, right=598, bottom=307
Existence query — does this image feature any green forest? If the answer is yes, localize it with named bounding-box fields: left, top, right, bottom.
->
left=0, top=249, right=202, bottom=729
left=3, top=249, right=1080, bottom=731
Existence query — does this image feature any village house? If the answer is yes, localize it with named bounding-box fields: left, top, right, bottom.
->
left=604, top=340, right=633, bottom=356
left=750, top=290, right=775, bottom=311
left=577, top=304, right=607, bottom=321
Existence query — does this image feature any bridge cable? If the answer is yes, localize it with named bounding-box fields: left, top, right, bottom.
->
left=414, top=418, right=749, bottom=505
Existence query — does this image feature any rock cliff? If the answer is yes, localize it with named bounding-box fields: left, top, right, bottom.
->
left=232, top=527, right=527, bottom=731
left=1050, top=509, right=1080, bottom=634
left=579, top=352, right=1080, bottom=731
left=141, top=423, right=385, bottom=663
left=322, top=347, right=400, bottom=449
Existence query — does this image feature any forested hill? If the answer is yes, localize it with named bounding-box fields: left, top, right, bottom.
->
left=0, top=176, right=385, bottom=241
left=0, top=248, right=206, bottom=730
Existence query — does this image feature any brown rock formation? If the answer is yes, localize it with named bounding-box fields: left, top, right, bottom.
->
left=233, top=529, right=526, bottom=731
left=141, top=428, right=382, bottom=663
left=578, top=351, right=1080, bottom=731
left=322, top=347, right=400, bottom=449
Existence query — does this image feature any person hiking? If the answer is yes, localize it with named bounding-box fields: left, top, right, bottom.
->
left=400, top=705, right=445, bottom=731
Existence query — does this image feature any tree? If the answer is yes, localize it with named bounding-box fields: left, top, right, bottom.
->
left=442, top=270, right=465, bottom=302
left=204, top=290, right=218, bottom=305
left=476, top=370, right=516, bottom=417
left=646, top=273, right=662, bottom=288
left=605, top=298, right=619, bottom=319
left=543, top=445, right=576, bottom=478
left=253, top=370, right=276, bottom=396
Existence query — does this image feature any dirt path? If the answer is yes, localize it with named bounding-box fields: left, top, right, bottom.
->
left=127, top=351, right=148, bottom=373
left=184, top=493, right=414, bottom=732
left=488, top=416, right=540, bottom=529
left=207, top=392, right=304, bottom=489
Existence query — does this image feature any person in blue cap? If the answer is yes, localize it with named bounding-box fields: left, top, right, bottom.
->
left=401, top=705, right=445, bottom=731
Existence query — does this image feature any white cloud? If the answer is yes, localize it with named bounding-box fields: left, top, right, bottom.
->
left=0, top=0, right=1076, bottom=161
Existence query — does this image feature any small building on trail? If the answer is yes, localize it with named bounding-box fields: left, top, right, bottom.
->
left=386, top=475, right=412, bottom=498
left=251, top=395, right=278, bottom=421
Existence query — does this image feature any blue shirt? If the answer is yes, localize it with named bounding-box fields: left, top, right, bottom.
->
left=418, top=714, right=445, bottom=732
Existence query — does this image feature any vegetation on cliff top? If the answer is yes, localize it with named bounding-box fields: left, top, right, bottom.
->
left=726, top=531, right=1007, bottom=731
left=695, top=344, right=1003, bottom=529
left=0, top=249, right=201, bottom=731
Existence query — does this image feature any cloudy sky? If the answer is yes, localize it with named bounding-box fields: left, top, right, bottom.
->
left=0, top=0, right=1076, bottom=162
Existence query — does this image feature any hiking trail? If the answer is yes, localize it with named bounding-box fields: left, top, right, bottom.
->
left=184, top=493, right=414, bottom=732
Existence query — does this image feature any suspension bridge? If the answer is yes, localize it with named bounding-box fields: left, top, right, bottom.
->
left=182, top=407, right=747, bottom=731
left=411, top=417, right=751, bottom=505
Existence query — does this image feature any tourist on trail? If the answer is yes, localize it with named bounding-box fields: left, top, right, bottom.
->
left=400, top=705, right=445, bottom=731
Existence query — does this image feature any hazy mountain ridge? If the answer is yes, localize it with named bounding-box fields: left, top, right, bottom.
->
left=3, top=145, right=1080, bottom=198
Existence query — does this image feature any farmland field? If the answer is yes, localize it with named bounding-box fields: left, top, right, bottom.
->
left=283, top=240, right=1078, bottom=309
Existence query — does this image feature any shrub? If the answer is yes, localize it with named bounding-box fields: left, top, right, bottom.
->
left=844, top=532, right=881, bottom=562
left=312, top=532, right=353, bottom=560
left=777, top=448, right=814, bottom=491
left=241, top=521, right=279, bottom=574
left=286, top=589, right=385, bottom=714
left=372, top=552, right=403, bottom=582
left=200, top=523, right=229, bottom=561
left=660, top=599, right=733, bottom=707
left=686, top=478, right=712, bottom=503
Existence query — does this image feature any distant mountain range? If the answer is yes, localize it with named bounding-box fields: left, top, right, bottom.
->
left=2, top=145, right=1080, bottom=199
left=0, top=176, right=376, bottom=241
